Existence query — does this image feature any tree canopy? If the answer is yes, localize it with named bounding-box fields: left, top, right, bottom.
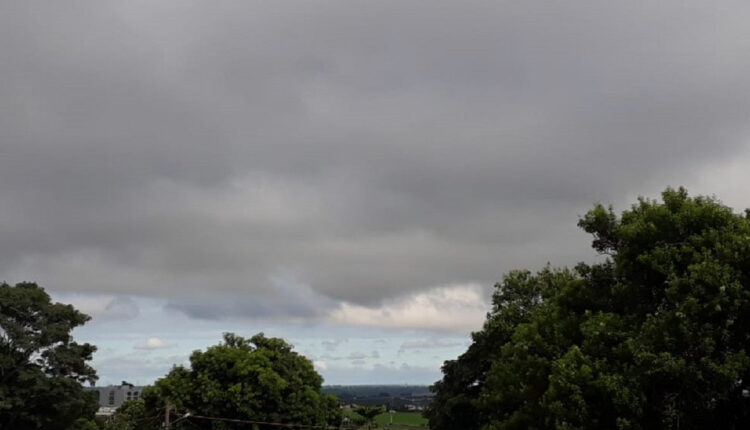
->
left=100, top=398, right=153, bottom=430
left=427, top=188, right=750, bottom=430
left=0, top=282, right=99, bottom=429
left=143, top=332, right=342, bottom=429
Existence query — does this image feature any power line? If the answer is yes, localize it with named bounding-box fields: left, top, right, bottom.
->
left=136, top=410, right=165, bottom=424
left=177, top=411, right=426, bottom=429
left=186, top=414, right=352, bottom=429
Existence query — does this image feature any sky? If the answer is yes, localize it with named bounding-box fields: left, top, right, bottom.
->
left=2, top=1, right=750, bottom=385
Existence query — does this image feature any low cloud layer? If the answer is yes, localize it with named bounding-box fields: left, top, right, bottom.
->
left=2, top=1, right=750, bottom=333
left=316, top=362, right=442, bottom=385
left=399, top=339, right=464, bottom=353
left=330, top=284, right=489, bottom=332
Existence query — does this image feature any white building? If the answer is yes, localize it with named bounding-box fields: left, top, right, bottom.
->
left=86, top=382, right=147, bottom=409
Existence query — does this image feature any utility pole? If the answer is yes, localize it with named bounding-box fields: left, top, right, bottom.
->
left=165, top=402, right=171, bottom=430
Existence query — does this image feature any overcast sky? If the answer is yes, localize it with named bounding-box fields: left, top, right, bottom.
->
left=2, top=1, right=750, bottom=385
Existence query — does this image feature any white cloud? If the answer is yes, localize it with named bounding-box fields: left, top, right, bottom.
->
left=329, top=283, right=489, bottom=332
left=134, top=337, right=176, bottom=350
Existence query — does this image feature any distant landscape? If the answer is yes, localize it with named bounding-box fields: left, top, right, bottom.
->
left=345, top=408, right=429, bottom=429
left=323, top=385, right=433, bottom=409
left=328, top=385, right=432, bottom=429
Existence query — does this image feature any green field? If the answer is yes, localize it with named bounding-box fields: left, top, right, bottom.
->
left=374, top=412, right=428, bottom=427
left=343, top=408, right=428, bottom=429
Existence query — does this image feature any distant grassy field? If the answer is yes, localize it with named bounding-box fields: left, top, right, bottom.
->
left=374, top=412, right=428, bottom=427
left=342, top=408, right=428, bottom=429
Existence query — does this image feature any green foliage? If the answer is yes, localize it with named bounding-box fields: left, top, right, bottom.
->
left=71, top=418, right=100, bottom=430
left=102, top=398, right=159, bottom=430
left=146, top=332, right=342, bottom=429
left=428, top=188, right=750, bottom=430
left=355, top=405, right=384, bottom=421
left=0, top=282, right=99, bottom=429
left=351, top=406, right=384, bottom=429
left=426, top=267, right=575, bottom=430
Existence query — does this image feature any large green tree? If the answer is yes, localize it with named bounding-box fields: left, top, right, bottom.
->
left=145, top=332, right=342, bottom=429
left=0, top=282, right=99, bottom=429
left=427, top=188, right=750, bottom=430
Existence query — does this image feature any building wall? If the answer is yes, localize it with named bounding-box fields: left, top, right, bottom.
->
left=86, top=383, right=147, bottom=408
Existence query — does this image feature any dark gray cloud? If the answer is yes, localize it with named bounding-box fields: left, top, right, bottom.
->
left=104, top=296, right=140, bottom=321
left=51, top=293, right=140, bottom=322
left=2, top=1, right=750, bottom=319
left=163, top=274, right=338, bottom=320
